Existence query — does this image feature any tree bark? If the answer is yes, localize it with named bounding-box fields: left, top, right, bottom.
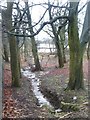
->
left=59, top=28, right=66, bottom=63
left=9, top=35, right=20, bottom=87
left=2, top=12, right=9, bottom=62
left=3, top=45, right=9, bottom=62
left=67, top=2, right=84, bottom=90
left=6, top=2, right=20, bottom=87
left=52, top=28, right=64, bottom=68
left=87, top=41, right=90, bottom=60
left=25, top=2, right=41, bottom=71
left=48, top=2, right=64, bottom=68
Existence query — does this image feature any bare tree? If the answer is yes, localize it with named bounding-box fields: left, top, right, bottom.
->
left=1, top=0, right=89, bottom=90
left=4, top=2, right=20, bottom=87
left=25, top=1, right=41, bottom=71
left=67, top=1, right=90, bottom=90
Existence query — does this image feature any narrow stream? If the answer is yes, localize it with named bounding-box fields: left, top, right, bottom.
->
left=21, top=67, right=52, bottom=107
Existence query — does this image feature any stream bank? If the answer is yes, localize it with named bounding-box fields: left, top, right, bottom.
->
left=39, top=68, right=88, bottom=118
left=3, top=59, right=89, bottom=119
left=21, top=66, right=88, bottom=118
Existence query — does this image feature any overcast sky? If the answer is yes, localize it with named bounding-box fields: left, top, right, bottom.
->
left=0, top=0, right=87, bottom=40
left=30, top=0, right=87, bottom=40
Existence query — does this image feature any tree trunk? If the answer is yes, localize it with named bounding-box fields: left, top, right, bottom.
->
left=0, top=14, right=2, bottom=119
left=59, top=28, right=66, bottom=63
left=31, top=37, right=41, bottom=70
left=18, top=51, right=21, bottom=78
left=15, top=22, right=22, bottom=78
left=87, top=41, right=90, bottom=60
left=62, top=42, right=66, bottom=63
left=67, top=2, right=84, bottom=90
left=3, top=45, right=9, bottom=62
left=2, top=12, right=9, bottom=62
left=25, top=2, right=41, bottom=71
left=54, top=32, right=64, bottom=68
left=24, top=40, right=29, bottom=62
left=17, top=44, right=21, bottom=78
left=6, top=2, right=20, bottom=87
left=68, top=50, right=84, bottom=89
left=48, top=2, right=64, bottom=68
left=9, top=35, right=20, bottom=87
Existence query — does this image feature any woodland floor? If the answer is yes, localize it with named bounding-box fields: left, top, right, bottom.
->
left=2, top=54, right=89, bottom=119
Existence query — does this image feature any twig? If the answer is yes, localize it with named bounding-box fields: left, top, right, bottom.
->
left=59, top=112, right=72, bottom=119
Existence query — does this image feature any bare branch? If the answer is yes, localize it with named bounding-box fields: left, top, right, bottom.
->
left=7, top=15, right=69, bottom=37
left=57, top=20, right=68, bottom=34
left=78, top=2, right=87, bottom=13
left=27, top=6, right=50, bottom=28
left=43, top=29, right=54, bottom=39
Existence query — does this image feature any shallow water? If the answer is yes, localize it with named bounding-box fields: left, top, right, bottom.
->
left=21, top=67, right=52, bottom=107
